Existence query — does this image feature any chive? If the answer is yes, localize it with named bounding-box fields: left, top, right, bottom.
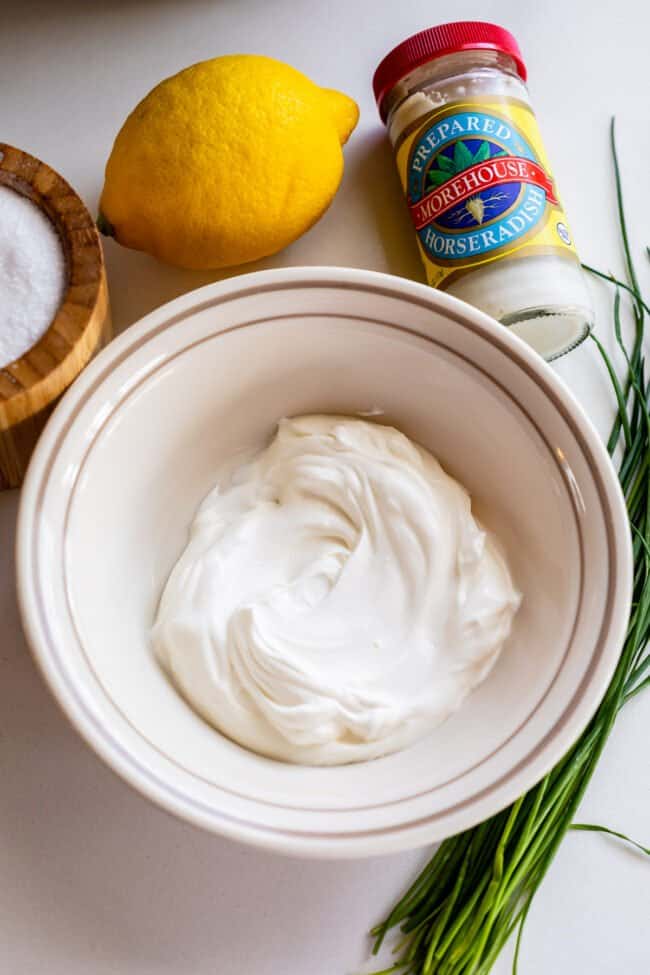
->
left=581, top=265, right=650, bottom=319
left=366, top=120, right=650, bottom=975
left=610, top=119, right=640, bottom=297
left=570, top=823, right=650, bottom=856
left=591, top=332, right=632, bottom=448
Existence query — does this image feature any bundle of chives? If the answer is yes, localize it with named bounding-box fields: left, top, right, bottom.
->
left=369, top=120, right=650, bottom=975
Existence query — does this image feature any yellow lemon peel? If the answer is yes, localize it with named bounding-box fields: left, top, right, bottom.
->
left=99, top=55, right=359, bottom=269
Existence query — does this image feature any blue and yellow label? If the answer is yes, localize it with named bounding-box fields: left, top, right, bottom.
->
left=395, top=98, right=578, bottom=288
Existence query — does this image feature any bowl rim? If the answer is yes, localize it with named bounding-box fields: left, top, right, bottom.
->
left=16, top=266, right=633, bottom=857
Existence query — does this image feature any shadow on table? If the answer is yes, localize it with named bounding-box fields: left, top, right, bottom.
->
left=343, top=128, right=425, bottom=284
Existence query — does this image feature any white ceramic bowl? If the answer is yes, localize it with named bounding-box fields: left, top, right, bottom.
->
left=17, top=267, right=631, bottom=858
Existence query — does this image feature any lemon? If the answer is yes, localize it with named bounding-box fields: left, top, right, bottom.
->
left=99, top=55, right=359, bottom=269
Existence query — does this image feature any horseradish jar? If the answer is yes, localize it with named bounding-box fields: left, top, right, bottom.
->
left=373, top=22, right=593, bottom=360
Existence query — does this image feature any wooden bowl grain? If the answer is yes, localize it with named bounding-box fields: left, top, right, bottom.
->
left=0, top=144, right=111, bottom=489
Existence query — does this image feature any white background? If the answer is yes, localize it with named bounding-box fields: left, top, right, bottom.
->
left=1, top=1, right=649, bottom=972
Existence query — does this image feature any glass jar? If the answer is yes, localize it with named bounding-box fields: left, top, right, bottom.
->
left=373, top=22, right=593, bottom=361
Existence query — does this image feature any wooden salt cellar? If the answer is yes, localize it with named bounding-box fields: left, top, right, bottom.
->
left=0, top=144, right=111, bottom=489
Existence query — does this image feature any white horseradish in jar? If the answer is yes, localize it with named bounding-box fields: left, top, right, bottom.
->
left=373, top=22, right=593, bottom=360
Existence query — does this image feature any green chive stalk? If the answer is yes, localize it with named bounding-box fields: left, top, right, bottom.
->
left=369, top=120, right=650, bottom=975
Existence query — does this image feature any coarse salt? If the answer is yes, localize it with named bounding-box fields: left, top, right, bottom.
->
left=0, top=184, right=66, bottom=368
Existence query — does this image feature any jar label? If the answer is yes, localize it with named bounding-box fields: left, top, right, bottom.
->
left=395, top=99, right=579, bottom=289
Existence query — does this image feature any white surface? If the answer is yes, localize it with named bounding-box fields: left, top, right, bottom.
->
left=1, top=0, right=648, bottom=970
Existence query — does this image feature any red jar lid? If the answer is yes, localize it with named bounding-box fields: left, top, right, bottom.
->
left=373, top=22, right=527, bottom=121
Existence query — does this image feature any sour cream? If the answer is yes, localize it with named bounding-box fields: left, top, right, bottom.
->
left=152, top=416, right=521, bottom=765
